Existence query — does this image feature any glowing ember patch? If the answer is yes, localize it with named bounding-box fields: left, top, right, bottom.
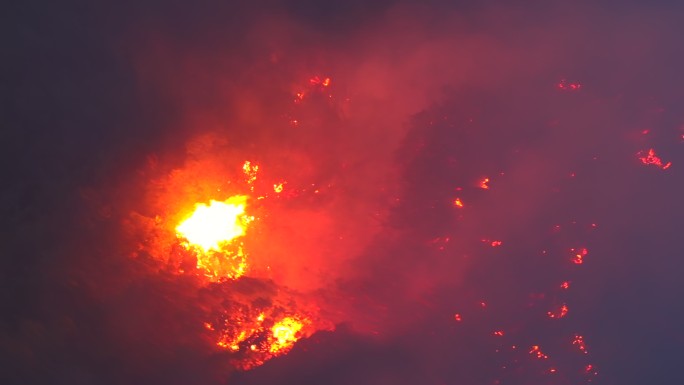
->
left=572, top=334, right=588, bottom=354
left=493, top=330, right=505, bottom=336
left=547, top=304, right=569, bottom=319
left=453, top=198, right=464, bottom=208
left=637, top=148, right=671, bottom=170
left=491, top=240, right=502, bottom=247
left=273, top=182, right=285, bottom=193
left=269, top=317, right=306, bottom=354
left=529, top=345, right=549, bottom=359
left=585, top=364, right=597, bottom=375
left=309, top=76, right=331, bottom=87
left=560, top=281, right=571, bottom=289
left=454, top=313, right=462, bottom=322
left=571, top=247, right=588, bottom=265
left=479, top=177, right=490, bottom=189
left=557, top=79, right=582, bottom=90
left=243, top=161, right=259, bottom=184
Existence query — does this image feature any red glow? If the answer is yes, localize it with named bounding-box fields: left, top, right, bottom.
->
left=585, top=364, right=598, bottom=375
left=490, top=240, right=502, bottom=247
left=453, top=198, right=464, bottom=208
left=560, top=281, right=570, bottom=289
left=529, top=345, right=549, bottom=359
left=309, top=76, right=331, bottom=87
left=547, top=304, right=569, bottom=319
left=572, top=334, right=589, bottom=354
left=557, top=79, right=582, bottom=91
left=454, top=313, right=462, bottom=322
left=479, top=177, right=490, bottom=189
left=571, top=247, right=588, bottom=265
left=637, top=148, right=672, bottom=170
left=493, top=330, right=505, bottom=336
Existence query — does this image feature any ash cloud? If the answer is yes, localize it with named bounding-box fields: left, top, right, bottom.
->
left=3, top=1, right=684, bottom=385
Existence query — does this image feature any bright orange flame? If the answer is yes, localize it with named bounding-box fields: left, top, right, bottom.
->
left=176, top=197, right=249, bottom=252
left=453, top=198, right=464, bottom=208
left=269, top=317, right=306, bottom=354
left=176, top=196, right=252, bottom=279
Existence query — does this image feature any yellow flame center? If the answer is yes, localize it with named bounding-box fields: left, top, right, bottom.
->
left=176, top=196, right=249, bottom=252
left=269, top=317, right=304, bottom=353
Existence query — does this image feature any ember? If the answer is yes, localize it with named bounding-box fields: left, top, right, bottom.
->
left=637, top=148, right=672, bottom=170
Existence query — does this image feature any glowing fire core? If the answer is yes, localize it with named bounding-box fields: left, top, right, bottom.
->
left=176, top=196, right=252, bottom=280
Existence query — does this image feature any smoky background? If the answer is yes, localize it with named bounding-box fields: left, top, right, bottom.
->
left=2, top=1, right=684, bottom=384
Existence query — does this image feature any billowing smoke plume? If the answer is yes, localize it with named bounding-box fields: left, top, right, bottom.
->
left=3, top=1, right=684, bottom=385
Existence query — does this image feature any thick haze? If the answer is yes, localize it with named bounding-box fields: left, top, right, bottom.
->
left=2, top=1, right=684, bottom=385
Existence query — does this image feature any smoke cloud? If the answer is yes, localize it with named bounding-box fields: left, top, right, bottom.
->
left=3, top=1, right=684, bottom=384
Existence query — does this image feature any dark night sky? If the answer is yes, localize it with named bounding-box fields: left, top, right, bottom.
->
left=2, top=1, right=684, bottom=385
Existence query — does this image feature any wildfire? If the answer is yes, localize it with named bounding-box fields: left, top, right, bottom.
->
left=547, top=304, right=569, bottom=319
left=572, top=334, right=588, bottom=354
left=269, top=317, right=306, bottom=354
left=529, top=345, right=549, bottom=359
left=243, top=160, right=259, bottom=185
left=637, top=148, right=671, bottom=170
left=176, top=196, right=253, bottom=280
left=212, top=311, right=310, bottom=368
left=557, top=79, right=582, bottom=91
left=570, top=247, right=588, bottom=265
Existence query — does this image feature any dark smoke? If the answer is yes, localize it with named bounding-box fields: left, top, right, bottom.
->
left=3, top=1, right=684, bottom=384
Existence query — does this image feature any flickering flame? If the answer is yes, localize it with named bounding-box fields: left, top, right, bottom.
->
left=176, top=197, right=249, bottom=252
left=213, top=312, right=309, bottom=369
left=176, top=196, right=252, bottom=279
left=269, top=316, right=306, bottom=354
